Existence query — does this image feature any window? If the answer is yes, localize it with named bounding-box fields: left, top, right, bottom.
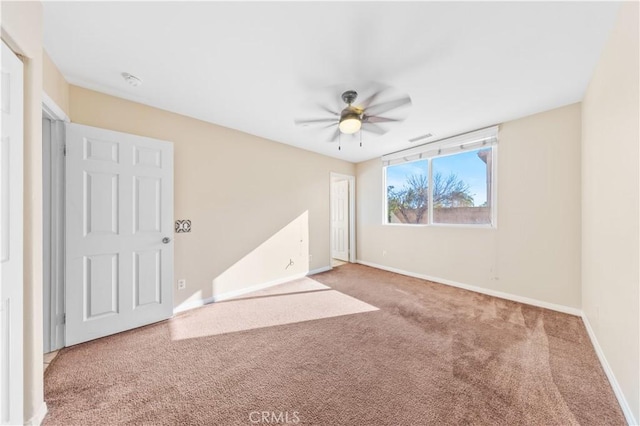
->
left=386, top=160, right=429, bottom=224
left=383, top=127, right=497, bottom=226
left=432, top=149, right=492, bottom=224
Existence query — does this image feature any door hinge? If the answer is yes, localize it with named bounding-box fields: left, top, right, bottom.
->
left=62, top=313, right=66, bottom=324
left=63, top=145, right=67, bottom=156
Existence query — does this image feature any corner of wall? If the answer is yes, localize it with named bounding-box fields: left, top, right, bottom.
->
left=25, top=402, right=47, bottom=426
left=581, top=313, right=638, bottom=425
left=42, top=49, right=70, bottom=117
left=580, top=1, right=640, bottom=422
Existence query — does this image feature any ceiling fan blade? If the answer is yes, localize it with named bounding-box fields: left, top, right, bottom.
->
left=328, top=127, right=341, bottom=142
left=320, top=122, right=338, bottom=129
left=294, top=117, right=337, bottom=126
left=362, top=116, right=399, bottom=124
left=365, top=96, right=412, bottom=116
left=316, top=103, right=340, bottom=116
left=358, top=89, right=385, bottom=109
left=361, top=122, right=387, bottom=135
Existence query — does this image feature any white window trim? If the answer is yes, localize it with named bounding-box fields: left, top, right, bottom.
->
left=382, top=125, right=498, bottom=165
left=382, top=126, right=499, bottom=228
left=427, top=157, right=433, bottom=224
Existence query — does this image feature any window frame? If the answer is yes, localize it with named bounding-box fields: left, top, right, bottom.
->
left=382, top=145, right=498, bottom=228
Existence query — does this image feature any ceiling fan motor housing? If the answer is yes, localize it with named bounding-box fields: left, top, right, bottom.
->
left=341, top=90, right=358, bottom=105
left=338, top=91, right=362, bottom=134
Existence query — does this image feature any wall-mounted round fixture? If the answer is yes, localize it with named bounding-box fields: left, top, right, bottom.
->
left=121, top=72, right=143, bottom=87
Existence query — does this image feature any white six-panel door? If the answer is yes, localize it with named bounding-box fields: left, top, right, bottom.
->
left=65, top=123, right=173, bottom=346
left=0, top=40, right=24, bottom=426
left=331, top=179, right=349, bottom=262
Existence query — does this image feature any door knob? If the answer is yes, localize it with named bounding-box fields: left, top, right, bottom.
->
left=162, top=237, right=171, bottom=244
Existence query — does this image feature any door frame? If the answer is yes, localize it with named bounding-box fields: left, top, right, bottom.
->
left=329, top=173, right=356, bottom=264
left=42, top=93, right=69, bottom=353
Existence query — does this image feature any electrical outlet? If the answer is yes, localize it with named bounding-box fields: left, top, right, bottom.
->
left=309, top=254, right=313, bottom=261
left=177, top=279, right=186, bottom=290
left=382, top=250, right=387, bottom=256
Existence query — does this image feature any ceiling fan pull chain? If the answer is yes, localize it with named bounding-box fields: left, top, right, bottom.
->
left=338, top=132, right=341, bottom=151
left=360, top=130, right=363, bottom=147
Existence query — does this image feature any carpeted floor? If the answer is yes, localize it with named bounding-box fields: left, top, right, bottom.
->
left=43, top=264, right=625, bottom=425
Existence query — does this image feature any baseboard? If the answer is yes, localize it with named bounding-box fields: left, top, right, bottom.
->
left=173, top=266, right=332, bottom=314
left=26, top=402, right=48, bottom=426
left=213, top=273, right=310, bottom=303
left=581, top=314, right=637, bottom=426
left=173, top=295, right=217, bottom=314
left=355, top=260, right=582, bottom=316
left=308, top=265, right=332, bottom=275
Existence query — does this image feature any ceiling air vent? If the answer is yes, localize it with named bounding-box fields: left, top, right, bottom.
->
left=408, top=133, right=433, bottom=143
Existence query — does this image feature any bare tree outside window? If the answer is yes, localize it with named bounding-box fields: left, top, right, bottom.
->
left=385, top=148, right=492, bottom=225
left=387, top=172, right=474, bottom=224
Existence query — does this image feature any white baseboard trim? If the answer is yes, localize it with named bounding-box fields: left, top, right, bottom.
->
left=26, top=402, right=48, bottom=426
left=212, top=273, right=308, bottom=303
left=173, top=295, right=217, bottom=314
left=581, top=314, right=637, bottom=426
left=173, top=267, right=332, bottom=314
left=308, top=265, right=332, bottom=275
left=355, top=260, right=582, bottom=316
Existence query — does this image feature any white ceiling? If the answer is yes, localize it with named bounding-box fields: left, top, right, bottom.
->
left=43, top=2, right=620, bottom=163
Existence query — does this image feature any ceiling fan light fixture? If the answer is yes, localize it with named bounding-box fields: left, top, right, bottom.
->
left=294, top=86, right=411, bottom=147
left=339, top=109, right=361, bottom=134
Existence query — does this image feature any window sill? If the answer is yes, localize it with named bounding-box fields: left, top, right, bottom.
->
left=382, top=222, right=496, bottom=230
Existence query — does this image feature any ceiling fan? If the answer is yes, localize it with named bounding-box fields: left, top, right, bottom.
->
left=294, top=86, right=412, bottom=148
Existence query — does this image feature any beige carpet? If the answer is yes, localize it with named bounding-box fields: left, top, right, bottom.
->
left=169, top=277, right=378, bottom=340
left=44, top=264, right=626, bottom=425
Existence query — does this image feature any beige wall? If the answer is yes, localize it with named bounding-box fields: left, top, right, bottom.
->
left=1, top=1, right=45, bottom=423
left=69, top=86, right=355, bottom=308
left=42, top=50, right=69, bottom=117
left=582, top=1, right=640, bottom=421
left=4, top=0, right=636, bottom=422
left=357, top=103, right=582, bottom=309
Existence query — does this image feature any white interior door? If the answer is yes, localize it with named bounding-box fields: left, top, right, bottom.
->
left=65, top=123, right=174, bottom=346
left=331, top=179, right=349, bottom=261
left=0, top=40, right=24, bottom=426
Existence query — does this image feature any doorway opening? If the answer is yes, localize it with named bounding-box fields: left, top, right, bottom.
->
left=42, top=93, right=69, bottom=356
left=329, top=173, right=356, bottom=267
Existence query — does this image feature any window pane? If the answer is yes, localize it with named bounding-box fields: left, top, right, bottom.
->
left=386, top=160, right=429, bottom=224
left=432, top=148, right=492, bottom=225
